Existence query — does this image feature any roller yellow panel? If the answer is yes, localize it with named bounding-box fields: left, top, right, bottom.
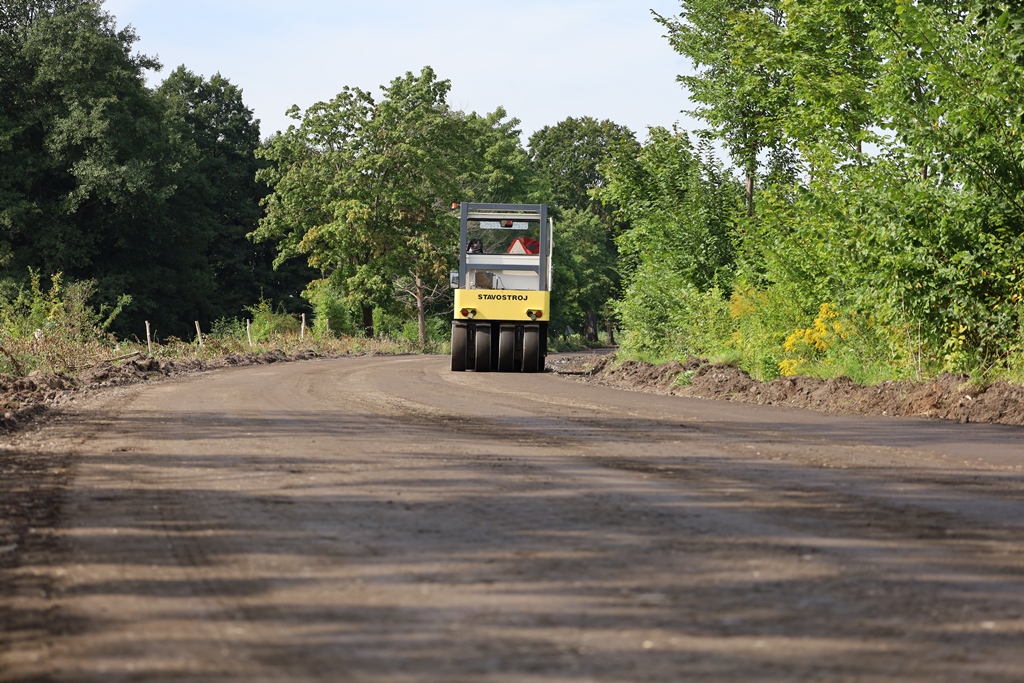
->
left=454, top=289, right=551, bottom=321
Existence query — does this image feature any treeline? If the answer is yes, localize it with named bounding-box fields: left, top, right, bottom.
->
left=0, top=0, right=630, bottom=348
left=0, top=0, right=311, bottom=341
left=600, top=0, right=1024, bottom=383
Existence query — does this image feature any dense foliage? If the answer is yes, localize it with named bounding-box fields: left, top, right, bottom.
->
left=597, top=128, right=743, bottom=359
left=0, top=0, right=307, bottom=341
left=610, top=0, right=1024, bottom=382
left=253, top=68, right=542, bottom=341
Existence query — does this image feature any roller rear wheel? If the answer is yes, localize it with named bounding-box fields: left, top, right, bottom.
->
left=522, top=325, right=541, bottom=373
left=450, top=323, right=467, bottom=371
left=498, top=325, right=515, bottom=372
left=474, top=324, right=492, bottom=372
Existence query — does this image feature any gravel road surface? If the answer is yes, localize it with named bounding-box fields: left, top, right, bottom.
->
left=3, top=355, right=1024, bottom=682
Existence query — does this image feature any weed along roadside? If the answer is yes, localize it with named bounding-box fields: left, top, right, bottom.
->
left=0, top=279, right=452, bottom=434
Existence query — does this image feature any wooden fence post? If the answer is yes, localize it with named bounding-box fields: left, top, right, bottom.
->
left=301, top=313, right=306, bottom=340
left=195, top=321, right=203, bottom=347
left=145, top=321, right=152, bottom=355
left=246, top=319, right=253, bottom=348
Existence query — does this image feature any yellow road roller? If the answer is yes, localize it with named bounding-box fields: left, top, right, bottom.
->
left=450, top=203, right=551, bottom=372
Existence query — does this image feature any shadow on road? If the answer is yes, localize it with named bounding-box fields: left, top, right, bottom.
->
left=3, top=382, right=1024, bottom=681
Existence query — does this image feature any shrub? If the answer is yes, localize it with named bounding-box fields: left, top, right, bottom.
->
left=246, top=299, right=300, bottom=342
left=303, top=278, right=355, bottom=338
left=0, top=271, right=130, bottom=374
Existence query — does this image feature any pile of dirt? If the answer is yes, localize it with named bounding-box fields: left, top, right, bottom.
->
left=550, top=354, right=1024, bottom=427
left=0, top=373, right=72, bottom=431
left=0, top=349, right=324, bottom=433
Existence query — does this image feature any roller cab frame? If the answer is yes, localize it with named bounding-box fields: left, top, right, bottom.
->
left=450, top=203, right=551, bottom=372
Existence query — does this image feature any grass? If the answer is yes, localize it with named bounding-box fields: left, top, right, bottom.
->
left=0, top=274, right=460, bottom=378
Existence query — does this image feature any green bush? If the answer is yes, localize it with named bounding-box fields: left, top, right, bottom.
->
left=210, top=317, right=246, bottom=340
left=304, top=278, right=355, bottom=338
left=246, top=299, right=300, bottom=342
left=400, top=316, right=447, bottom=345
left=615, top=262, right=733, bottom=363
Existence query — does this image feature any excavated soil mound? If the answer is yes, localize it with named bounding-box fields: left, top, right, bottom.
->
left=0, top=372, right=72, bottom=431
left=0, top=350, right=323, bottom=433
left=550, top=354, right=1024, bottom=427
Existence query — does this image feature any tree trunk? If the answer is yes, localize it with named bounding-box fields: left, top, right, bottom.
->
left=584, top=311, right=599, bottom=342
left=746, top=172, right=755, bottom=218
left=361, top=305, right=374, bottom=338
left=415, top=276, right=427, bottom=346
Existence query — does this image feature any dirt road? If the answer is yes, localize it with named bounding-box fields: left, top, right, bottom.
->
left=2, top=355, right=1024, bottom=682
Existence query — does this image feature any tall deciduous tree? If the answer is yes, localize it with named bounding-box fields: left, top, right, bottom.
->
left=156, top=66, right=301, bottom=324
left=254, top=67, right=477, bottom=339
left=528, top=116, right=637, bottom=216
left=549, top=208, right=618, bottom=339
left=656, top=0, right=791, bottom=215
left=463, top=107, right=539, bottom=204
left=0, top=0, right=170, bottom=329
left=0, top=1, right=289, bottom=338
left=528, top=116, right=638, bottom=339
left=778, top=0, right=877, bottom=166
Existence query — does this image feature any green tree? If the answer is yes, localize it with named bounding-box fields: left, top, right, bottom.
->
left=0, top=0, right=173, bottom=333
left=253, top=67, right=476, bottom=339
left=549, top=208, right=617, bottom=339
left=156, top=66, right=302, bottom=325
left=0, top=1, right=293, bottom=339
left=598, top=127, right=743, bottom=357
left=656, top=0, right=792, bottom=215
left=777, top=0, right=878, bottom=167
left=463, top=107, right=539, bottom=204
left=528, top=116, right=637, bottom=216
left=528, top=117, right=638, bottom=339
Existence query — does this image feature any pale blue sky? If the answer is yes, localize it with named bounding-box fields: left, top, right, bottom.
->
left=101, top=0, right=696, bottom=141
